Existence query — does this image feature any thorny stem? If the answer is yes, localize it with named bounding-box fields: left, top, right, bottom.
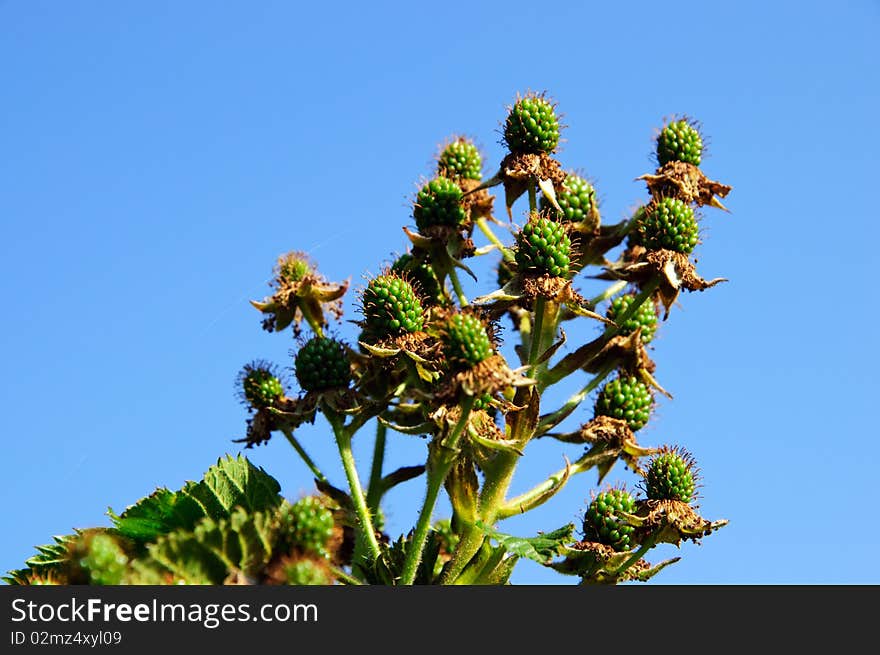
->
left=400, top=397, right=474, bottom=585
left=280, top=427, right=326, bottom=483
left=326, top=410, right=381, bottom=565
left=330, top=565, right=363, bottom=586
left=475, top=217, right=515, bottom=263
left=366, top=421, right=387, bottom=513
left=529, top=297, right=546, bottom=368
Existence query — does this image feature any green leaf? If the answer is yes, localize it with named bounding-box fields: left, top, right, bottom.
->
left=128, top=507, right=279, bottom=585
left=475, top=522, right=575, bottom=565
left=111, top=455, right=282, bottom=543
left=3, top=534, right=79, bottom=584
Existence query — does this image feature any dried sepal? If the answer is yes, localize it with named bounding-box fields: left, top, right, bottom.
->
left=637, top=161, right=732, bottom=210
left=251, top=252, right=348, bottom=337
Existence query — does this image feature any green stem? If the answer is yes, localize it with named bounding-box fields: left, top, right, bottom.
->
left=529, top=297, right=546, bottom=367
left=475, top=217, right=515, bottom=263
left=330, top=565, right=364, bottom=586
left=280, top=427, right=326, bottom=483
left=400, top=397, right=474, bottom=585
left=326, top=410, right=381, bottom=564
left=588, top=279, right=628, bottom=307
left=448, top=266, right=469, bottom=307
left=613, top=535, right=658, bottom=577
left=366, top=421, right=387, bottom=513
left=528, top=179, right=537, bottom=212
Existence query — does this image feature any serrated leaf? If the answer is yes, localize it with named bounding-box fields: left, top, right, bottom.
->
left=130, top=507, right=279, bottom=585
left=3, top=534, right=80, bottom=584
left=475, top=522, right=575, bottom=565
left=111, top=455, right=282, bottom=543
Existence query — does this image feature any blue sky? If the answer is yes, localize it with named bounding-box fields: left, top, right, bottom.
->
left=2, top=0, right=878, bottom=584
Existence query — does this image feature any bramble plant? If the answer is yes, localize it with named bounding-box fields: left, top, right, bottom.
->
left=8, top=93, right=732, bottom=586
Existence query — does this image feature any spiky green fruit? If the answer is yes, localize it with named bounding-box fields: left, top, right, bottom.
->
left=541, top=174, right=596, bottom=224
left=443, top=313, right=493, bottom=368
left=595, top=375, right=653, bottom=431
left=392, top=252, right=445, bottom=306
left=294, top=337, right=351, bottom=392
left=362, top=274, right=425, bottom=338
left=657, top=119, right=703, bottom=167
left=414, top=177, right=467, bottom=232
left=645, top=448, right=698, bottom=503
left=515, top=216, right=571, bottom=277
left=281, top=497, right=336, bottom=558
left=606, top=294, right=659, bottom=344
left=439, top=139, right=482, bottom=181
left=278, top=252, right=312, bottom=283
left=636, top=198, right=699, bottom=254
left=238, top=361, right=285, bottom=409
left=283, top=558, right=333, bottom=585
left=583, top=489, right=638, bottom=552
left=503, top=94, right=560, bottom=154
left=79, top=534, right=128, bottom=585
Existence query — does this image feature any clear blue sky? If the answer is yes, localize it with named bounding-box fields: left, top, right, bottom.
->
left=2, top=0, right=878, bottom=584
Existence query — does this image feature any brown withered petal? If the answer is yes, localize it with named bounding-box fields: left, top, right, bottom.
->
left=458, top=178, right=495, bottom=222
left=251, top=271, right=348, bottom=337
left=632, top=499, right=729, bottom=546
left=637, top=161, right=732, bottom=210
left=484, top=152, right=566, bottom=219
left=604, top=249, right=727, bottom=319
left=577, top=415, right=660, bottom=475
left=438, top=354, right=536, bottom=401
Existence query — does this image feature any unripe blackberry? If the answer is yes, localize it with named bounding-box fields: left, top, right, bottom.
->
left=283, top=558, right=333, bottom=585
left=278, top=253, right=312, bottom=283
left=294, top=337, right=351, bottom=392
left=541, top=174, right=596, bottom=224
left=657, top=119, right=703, bottom=167
left=281, top=497, right=336, bottom=558
left=471, top=392, right=495, bottom=411
left=362, top=274, right=425, bottom=338
left=645, top=448, right=698, bottom=503
left=238, top=361, right=285, bottom=410
left=414, top=177, right=467, bottom=232
left=637, top=198, right=699, bottom=254
left=583, top=489, right=638, bottom=552
left=79, top=534, right=128, bottom=585
left=606, top=294, right=658, bottom=344
left=595, top=375, right=653, bottom=432
left=503, top=94, right=560, bottom=154
left=391, top=252, right=445, bottom=306
left=515, top=216, right=571, bottom=277
left=438, top=138, right=482, bottom=181
left=443, top=313, right=494, bottom=368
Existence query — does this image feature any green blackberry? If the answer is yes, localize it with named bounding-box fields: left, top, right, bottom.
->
left=277, top=252, right=312, bottom=283
left=238, top=360, right=285, bottom=410
left=503, top=93, right=560, bottom=154
left=645, top=447, right=698, bottom=503
left=280, top=497, right=336, bottom=558
left=636, top=198, right=699, bottom=254
left=583, top=489, right=638, bottom=552
left=414, top=177, right=467, bottom=232
left=515, top=216, right=571, bottom=277
left=391, top=252, right=445, bottom=306
left=282, top=558, right=333, bottom=585
left=471, top=392, right=495, bottom=411
left=79, top=534, right=128, bottom=585
left=362, top=273, right=425, bottom=339
left=606, top=294, right=658, bottom=344
left=541, top=174, right=596, bottom=224
left=594, top=375, right=653, bottom=432
left=657, top=119, right=703, bottom=167
left=443, top=313, right=494, bottom=369
left=438, top=138, right=482, bottom=181
left=294, top=337, right=351, bottom=392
